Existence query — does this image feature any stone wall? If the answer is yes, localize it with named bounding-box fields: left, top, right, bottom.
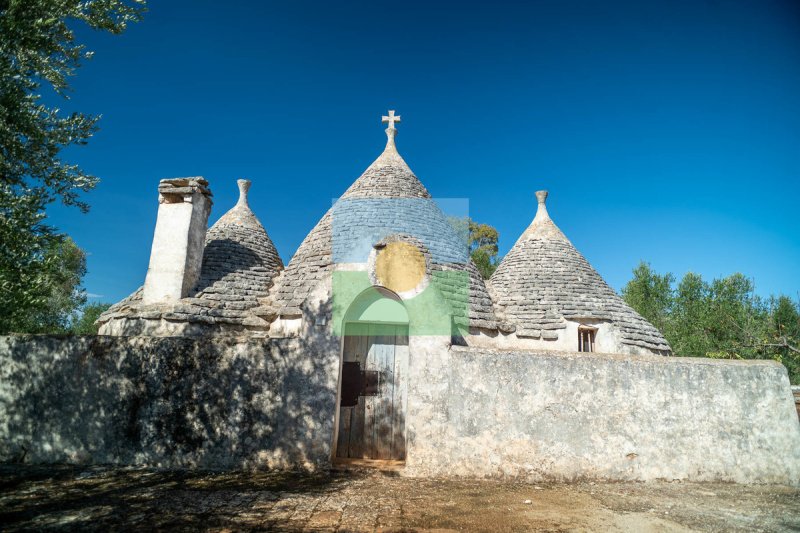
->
left=0, top=335, right=339, bottom=469
left=404, top=347, right=800, bottom=485
left=2, top=335, right=799, bottom=485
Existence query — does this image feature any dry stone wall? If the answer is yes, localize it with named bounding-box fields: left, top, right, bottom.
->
left=405, top=346, right=800, bottom=485
left=1, top=335, right=798, bottom=485
left=0, top=335, right=339, bottom=469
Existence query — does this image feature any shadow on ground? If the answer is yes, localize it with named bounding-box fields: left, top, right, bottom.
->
left=1, top=465, right=799, bottom=532
left=0, top=465, right=350, bottom=531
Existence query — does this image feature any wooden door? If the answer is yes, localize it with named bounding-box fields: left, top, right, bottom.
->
left=335, top=322, right=408, bottom=461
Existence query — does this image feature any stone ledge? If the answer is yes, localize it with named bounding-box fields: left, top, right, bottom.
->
left=449, top=344, right=789, bottom=369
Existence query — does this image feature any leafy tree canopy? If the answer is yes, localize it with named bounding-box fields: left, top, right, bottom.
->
left=622, top=261, right=800, bottom=383
left=0, top=236, right=87, bottom=333
left=1, top=0, right=146, bottom=210
left=0, top=0, right=145, bottom=334
left=468, top=219, right=500, bottom=279
left=446, top=216, right=502, bottom=280
left=70, top=301, right=111, bottom=334
left=620, top=262, right=674, bottom=335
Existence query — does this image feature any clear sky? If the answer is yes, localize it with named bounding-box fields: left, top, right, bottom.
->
left=48, top=0, right=800, bottom=303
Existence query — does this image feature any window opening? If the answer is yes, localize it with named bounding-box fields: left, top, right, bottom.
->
left=578, top=325, right=598, bottom=352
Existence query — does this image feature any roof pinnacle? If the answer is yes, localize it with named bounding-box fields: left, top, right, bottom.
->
left=236, top=179, right=251, bottom=207
left=211, top=179, right=264, bottom=230
left=534, top=190, right=550, bottom=222
left=515, top=188, right=566, bottom=243
left=381, top=109, right=401, bottom=149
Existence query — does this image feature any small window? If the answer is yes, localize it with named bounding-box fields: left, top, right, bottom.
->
left=578, top=325, right=598, bottom=352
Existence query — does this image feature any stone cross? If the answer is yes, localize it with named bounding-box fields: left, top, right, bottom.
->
left=382, top=110, right=401, bottom=130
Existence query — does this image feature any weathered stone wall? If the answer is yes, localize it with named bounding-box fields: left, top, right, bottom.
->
left=0, top=335, right=339, bottom=470
left=404, top=347, right=800, bottom=485
left=2, top=335, right=799, bottom=485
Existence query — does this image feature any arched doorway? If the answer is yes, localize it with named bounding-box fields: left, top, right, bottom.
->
left=335, top=287, right=409, bottom=462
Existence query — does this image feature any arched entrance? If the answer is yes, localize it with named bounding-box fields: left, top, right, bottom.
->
left=334, top=287, right=409, bottom=462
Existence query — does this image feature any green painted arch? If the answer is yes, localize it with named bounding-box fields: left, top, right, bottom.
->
left=343, top=286, right=409, bottom=326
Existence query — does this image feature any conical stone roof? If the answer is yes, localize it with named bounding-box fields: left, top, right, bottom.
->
left=98, top=180, right=283, bottom=331
left=268, top=115, right=497, bottom=330
left=186, top=179, right=283, bottom=320
left=489, top=191, right=671, bottom=353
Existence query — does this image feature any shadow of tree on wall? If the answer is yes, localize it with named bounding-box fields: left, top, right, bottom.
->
left=0, top=301, right=339, bottom=470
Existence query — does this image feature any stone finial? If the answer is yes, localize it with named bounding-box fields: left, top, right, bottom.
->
left=534, top=190, right=550, bottom=222
left=211, top=179, right=264, bottom=229
left=363, top=108, right=411, bottom=172
left=516, top=187, right=565, bottom=243
left=237, top=179, right=251, bottom=207
left=381, top=110, right=401, bottom=150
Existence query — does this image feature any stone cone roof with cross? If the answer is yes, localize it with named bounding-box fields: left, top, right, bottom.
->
left=97, top=180, right=283, bottom=333
left=489, top=191, right=672, bottom=354
left=264, top=116, right=498, bottom=330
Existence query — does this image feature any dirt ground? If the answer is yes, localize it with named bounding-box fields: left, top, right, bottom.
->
left=0, top=466, right=798, bottom=532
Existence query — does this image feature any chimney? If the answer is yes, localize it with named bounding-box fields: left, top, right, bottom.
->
left=142, top=177, right=213, bottom=305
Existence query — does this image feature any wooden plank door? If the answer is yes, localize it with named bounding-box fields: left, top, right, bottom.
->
left=336, top=322, right=369, bottom=459
left=366, top=323, right=394, bottom=459
left=335, top=322, right=408, bottom=461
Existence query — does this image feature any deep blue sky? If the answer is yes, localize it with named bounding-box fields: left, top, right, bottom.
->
left=49, top=0, right=800, bottom=303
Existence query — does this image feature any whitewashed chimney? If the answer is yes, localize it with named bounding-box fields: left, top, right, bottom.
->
left=142, top=177, right=213, bottom=305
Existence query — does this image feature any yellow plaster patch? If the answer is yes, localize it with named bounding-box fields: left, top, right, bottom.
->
left=375, top=241, right=426, bottom=294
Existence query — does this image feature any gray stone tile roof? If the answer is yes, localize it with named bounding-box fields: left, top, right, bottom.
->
left=268, top=132, right=498, bottom=329
left=489, top=191, right=671, bottom=353
left=98, top=180, right=283, bottom=330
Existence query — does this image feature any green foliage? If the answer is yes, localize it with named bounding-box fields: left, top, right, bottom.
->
left=69, top=302, right=111, bottom=334
left=467, top=219, right=500, bottom=279
left=767, top=295, right=800, bottom=383
left=446, top=216, right=502, bottom=279
left=773, top=295, right=800, bottom=338
left=470, top=247, right=497, bottom=281
left=620, top=262, right=674, bottom=335
left=1, top=0, right=146, bottom=209
left=0, top=236, right=87, bottom=333
left=622, top=261, right=800, bottom=384
left=0, top=0, right=145, bottom=334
